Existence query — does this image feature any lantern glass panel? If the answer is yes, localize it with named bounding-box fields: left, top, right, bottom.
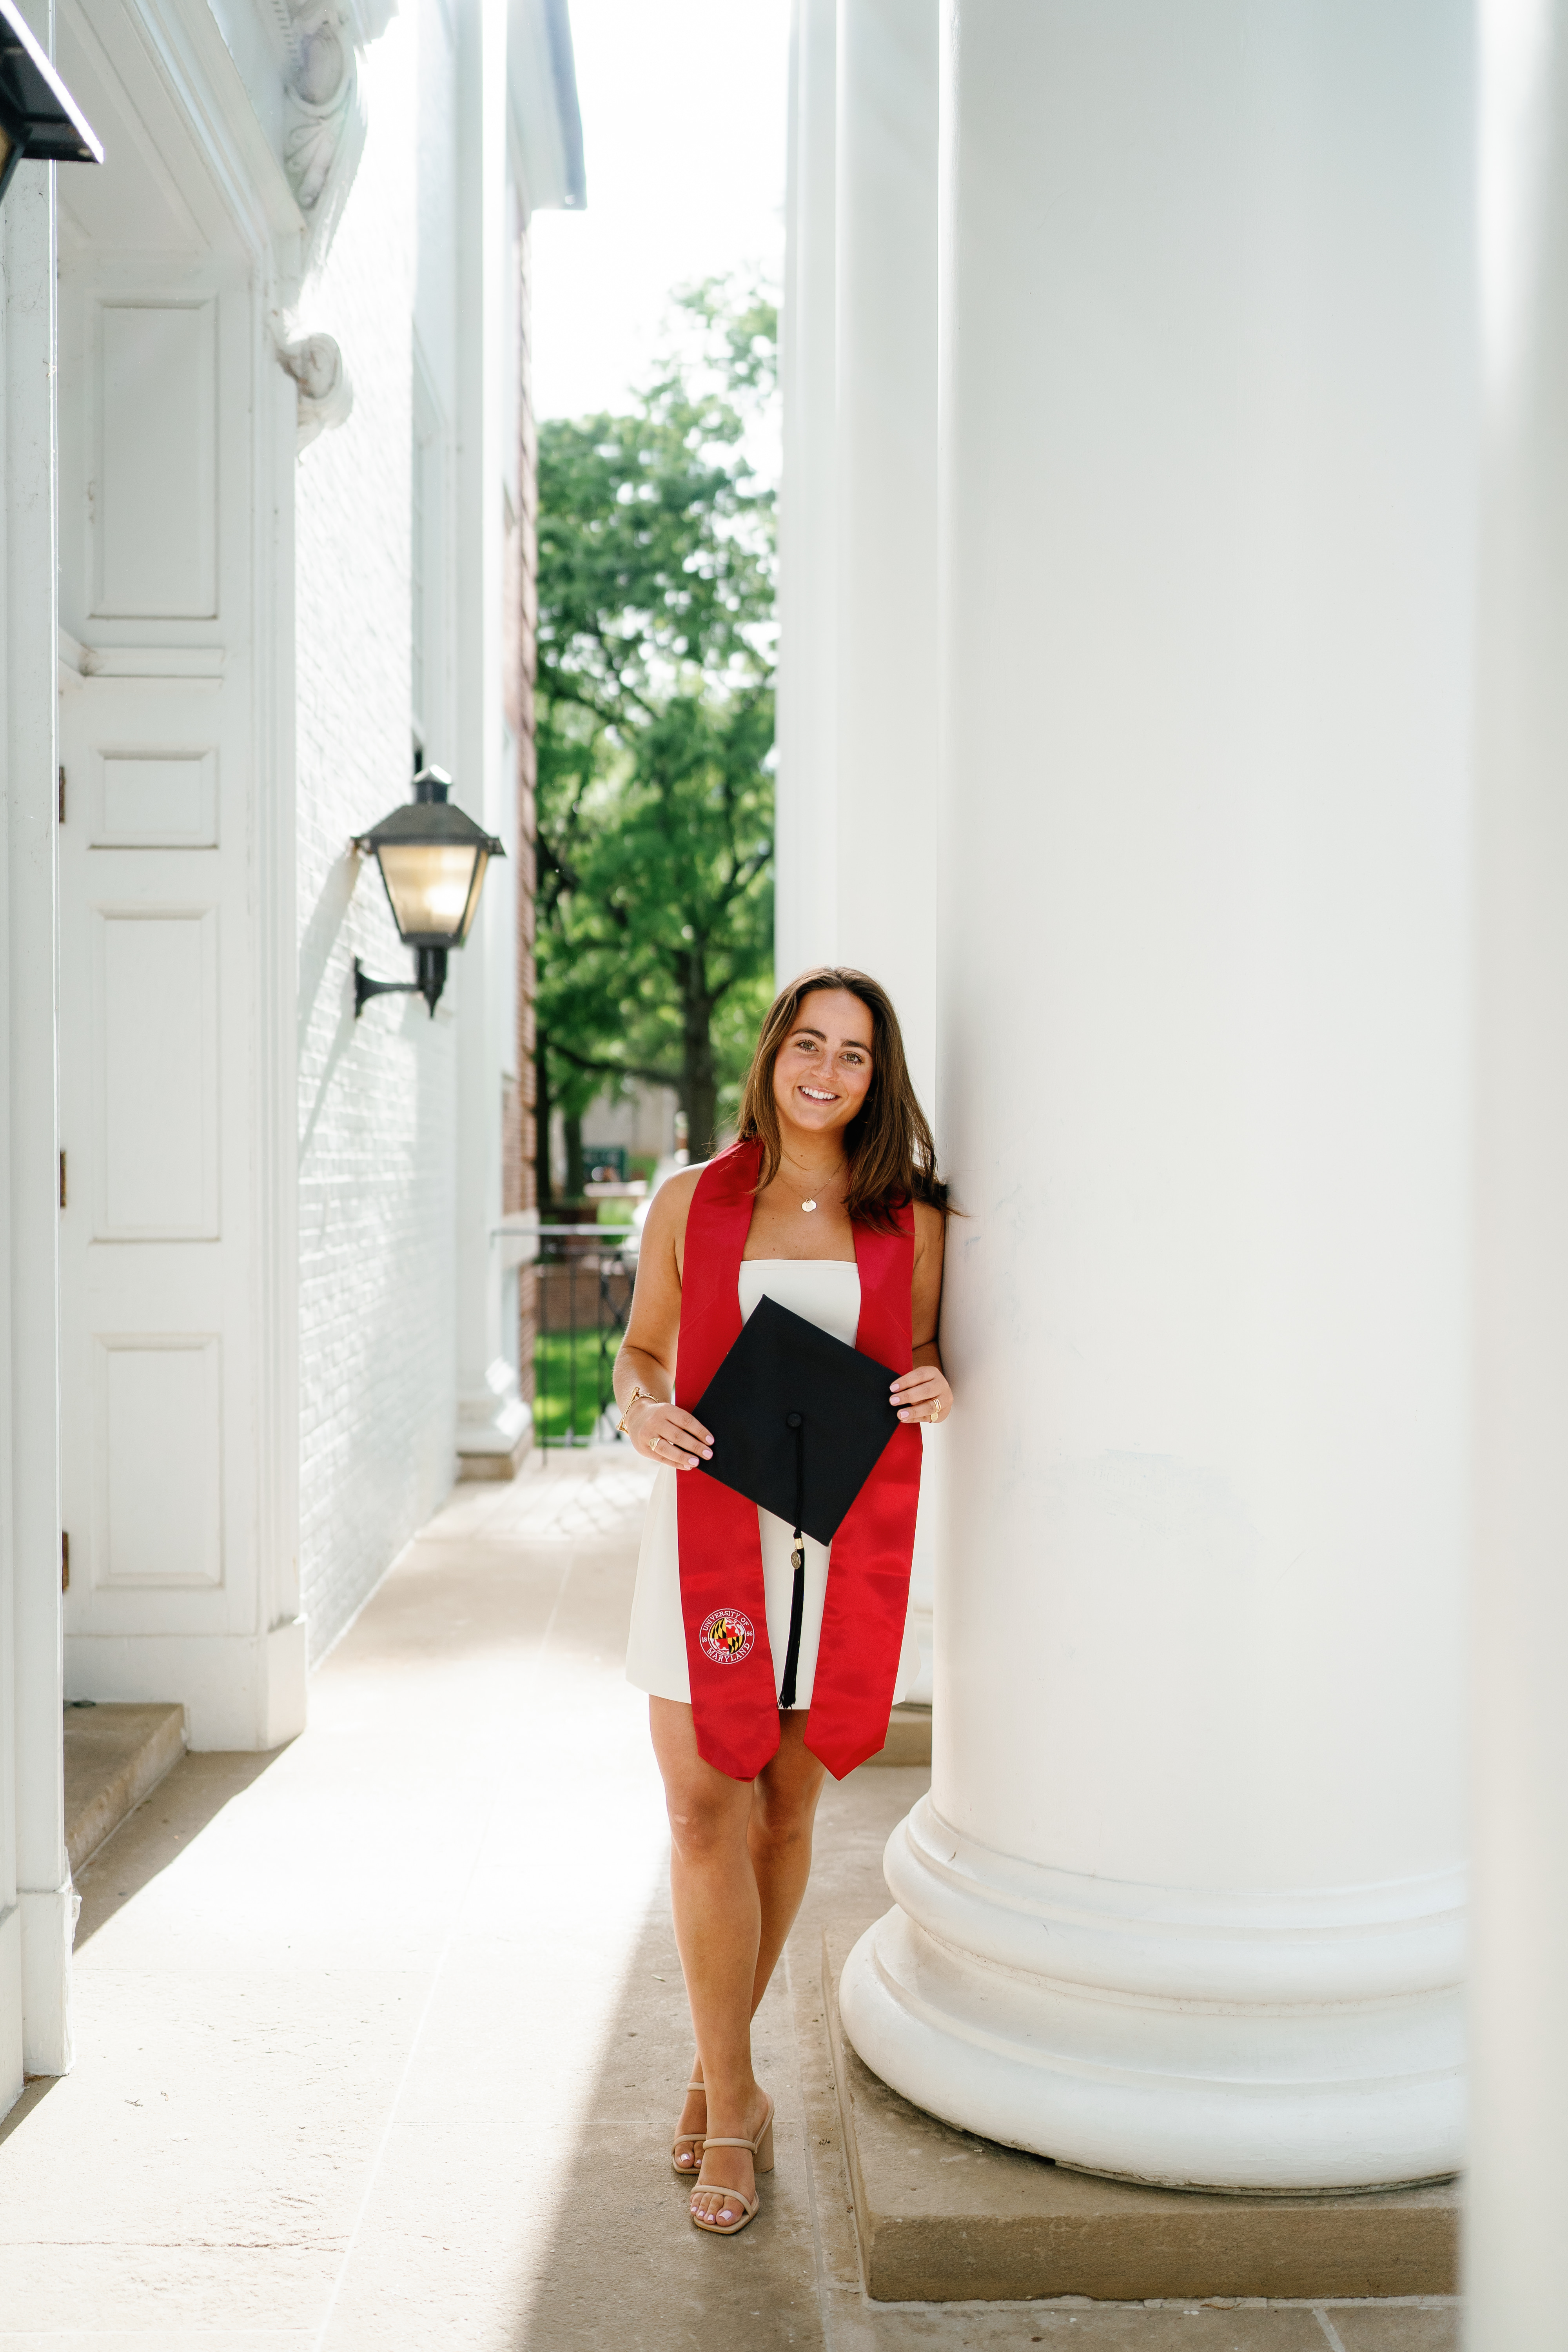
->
left=376, top=840, right=488, bottom=945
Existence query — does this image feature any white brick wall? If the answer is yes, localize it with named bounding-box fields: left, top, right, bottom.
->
left=294, top=17, right=460, bottom=1664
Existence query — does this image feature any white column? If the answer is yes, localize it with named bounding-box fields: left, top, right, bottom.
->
left=454, top=0, right=528, bottom=1476
left=778, top=0, right=940, bottom=1079
left=1468, top=5, right=1568, bottom=2335
left=832, top=0, right=938, bottom=1109
left=831, top=0, right=940, bottom=1697
left=775, top=0, right=839, bottom=981
left=0, top=155, right=73, bottom=2087
left=840, top=1, right=1473, bottom=2189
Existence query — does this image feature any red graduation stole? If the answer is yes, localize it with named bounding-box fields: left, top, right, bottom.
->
left=674, top=1138, right=922, bottom=1782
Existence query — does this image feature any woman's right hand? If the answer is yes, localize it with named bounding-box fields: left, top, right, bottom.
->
left=625, top=1396, right=713, bottom=1470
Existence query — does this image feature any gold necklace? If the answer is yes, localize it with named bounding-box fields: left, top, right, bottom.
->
left=786, top=1157, right=845, bottom=1214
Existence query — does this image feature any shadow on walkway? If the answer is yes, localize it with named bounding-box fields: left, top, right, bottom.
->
left=73, top=1748, right=286, bottom=1948
left=512, top=1758, right=936, bottom=2351
left=512, top=1878, right=828, bottom=2352
left=0, top=2078, right=57, bottom=2148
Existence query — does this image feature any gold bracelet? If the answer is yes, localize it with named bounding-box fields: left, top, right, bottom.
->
left=616, top=1385, right=654, bottom=1436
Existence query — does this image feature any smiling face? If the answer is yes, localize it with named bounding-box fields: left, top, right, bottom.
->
left=771, top=987, right=876, bottom=1151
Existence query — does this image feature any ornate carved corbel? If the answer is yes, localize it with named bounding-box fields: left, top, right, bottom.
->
left=280, top=0, right=396, bottom=271
left=277, top=330, right=355, bottom=454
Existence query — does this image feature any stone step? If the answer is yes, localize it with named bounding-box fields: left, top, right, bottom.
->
left=821, top=1926, right=1459, bottom=2303
left=63, top=1702, right=187, bottom=1878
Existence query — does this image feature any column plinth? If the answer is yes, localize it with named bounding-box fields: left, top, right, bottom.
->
left=843, top=1800, right=1463, bottom=2190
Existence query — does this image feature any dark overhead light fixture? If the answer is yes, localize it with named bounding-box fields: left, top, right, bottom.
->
left=0, top=0, right=103, bottom=208
left=352, top=766, right=505, bottom=1019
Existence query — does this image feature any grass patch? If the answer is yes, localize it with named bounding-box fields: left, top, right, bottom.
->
left=533, top=1327, right=622, bottom=1446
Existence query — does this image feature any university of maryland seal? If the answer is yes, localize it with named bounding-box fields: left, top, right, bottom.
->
left=698, top=1608, right=755, bottom=1666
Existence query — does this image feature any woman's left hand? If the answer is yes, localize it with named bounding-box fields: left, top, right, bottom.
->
left=891, top=1364, right=953, bottom=1426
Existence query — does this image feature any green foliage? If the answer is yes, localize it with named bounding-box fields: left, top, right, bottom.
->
left=532, top=1328, right=619, bottom=1445
left=534, top=281, right=777, bottom=1185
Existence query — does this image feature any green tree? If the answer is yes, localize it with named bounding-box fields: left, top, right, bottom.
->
left=534, top=282, right=777, bottom=1196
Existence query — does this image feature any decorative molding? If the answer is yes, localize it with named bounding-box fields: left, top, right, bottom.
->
left=276, top=330, right=354, bottom=454
left=58, top=632, right=227, bottom=680
left=282, top=0, right=363, bottom=251
left=837, top=1798, right=1465, bottom=2191
left=266, top=0, right=396, bottom=275
left=137, top=0, right=309, bottom=284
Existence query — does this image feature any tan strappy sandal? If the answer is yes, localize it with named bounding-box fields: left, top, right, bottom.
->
left=688, top=2094, right=775, bottom=2236
left=671, top=2077, right=706, bottom=2177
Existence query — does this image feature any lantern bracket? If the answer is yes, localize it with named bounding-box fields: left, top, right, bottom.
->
left=353, top=949, right=448, bottom=1020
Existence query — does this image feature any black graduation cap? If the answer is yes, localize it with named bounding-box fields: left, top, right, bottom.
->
left=692, top=1293, right=901, bottom=1547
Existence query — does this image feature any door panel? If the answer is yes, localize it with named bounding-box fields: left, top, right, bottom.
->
left=93, top=1335, right=223, bottom=1587
left=93, top=750, right=218, bottom=848
left=93, top=298, right=218, bottom=619
left=93, top=904, right=220, bottom=1239
left=58, top=262, right=258, bottom=1643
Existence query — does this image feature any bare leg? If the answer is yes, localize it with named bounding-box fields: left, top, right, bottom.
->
left=657, top=1709, right=828, bottom=2195
left=651, top=1699, right=774, bottom=2224
left=673, top=1711, right=829, bottom=2169
left=748, top=1709, right=828, bottom=2005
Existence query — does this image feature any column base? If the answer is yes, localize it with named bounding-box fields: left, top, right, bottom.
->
left=839, top=1796, right=1463, bottom=2193
left=0, top=1904, right=20, bottom=2116
left=19, top=1885, right=76, bottom=2077
left=822, top=1926, right=1459, bottom=2299
left=456, top=1360, right=532, bottom=1481
left=456, top=1430, right=532, bottom=1481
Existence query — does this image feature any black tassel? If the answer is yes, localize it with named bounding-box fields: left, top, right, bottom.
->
left=780, top=1412, right=806, bottom=1709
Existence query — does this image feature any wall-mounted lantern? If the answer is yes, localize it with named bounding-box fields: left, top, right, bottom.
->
left=0, top=0, right=103, bottom=207
left=352, top=766, right=505, bottom=1018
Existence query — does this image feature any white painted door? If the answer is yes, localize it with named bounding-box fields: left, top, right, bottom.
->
left=54, top=159, right=300, bottom=1745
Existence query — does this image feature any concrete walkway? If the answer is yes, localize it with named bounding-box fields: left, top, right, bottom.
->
left=0, top=1454, right=1460, bottom=2350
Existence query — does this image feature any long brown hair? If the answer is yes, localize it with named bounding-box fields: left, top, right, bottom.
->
left=736, top=967, right=947, bottom=1233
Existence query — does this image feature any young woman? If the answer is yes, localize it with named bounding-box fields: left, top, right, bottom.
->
left=614, top=968, right=951, bottom=2236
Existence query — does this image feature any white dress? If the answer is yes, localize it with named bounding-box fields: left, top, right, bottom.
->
left=624, top=1259, right=922, bottom=1709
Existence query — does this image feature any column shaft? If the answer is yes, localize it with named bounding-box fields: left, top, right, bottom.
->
left=832, top=0, right=938, bottom=1110
left=841, top=0, right=1473, bottom=2189
left=454, top=0, right=527, bottom=1473
left=2, top=152, right=73, bottom=2085
left=776, top=0, right=840, bottom=980
left=1468, top=4, right=1568, bottom=2335
left=832, top=0, right=941, bottom=1696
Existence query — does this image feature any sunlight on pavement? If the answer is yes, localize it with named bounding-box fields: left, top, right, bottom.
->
left=0, top=1453, right=670, bottom=2350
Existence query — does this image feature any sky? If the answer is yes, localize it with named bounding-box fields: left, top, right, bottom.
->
left=530, top=0, right=793, bottom=423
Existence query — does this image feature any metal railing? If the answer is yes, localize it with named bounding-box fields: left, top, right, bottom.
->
left=533, top=1223, right=636, bottom=1447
